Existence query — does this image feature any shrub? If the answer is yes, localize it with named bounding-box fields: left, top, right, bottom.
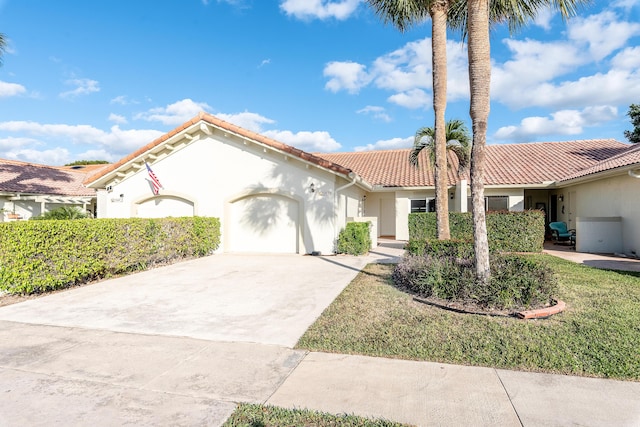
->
left=31, top=206, right=88, bottom=220
left=0, top=217, right=220, bottom=295
left=393, top=252, right=557, bottom=310
left=337, top=222, right=371, bottom=255
left=408, top=210, right=545, bottom=253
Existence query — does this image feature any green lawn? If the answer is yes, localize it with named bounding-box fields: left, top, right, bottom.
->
left=222, top=403, right=411, bottom=427
left=297, top=255, right=640, bottom=381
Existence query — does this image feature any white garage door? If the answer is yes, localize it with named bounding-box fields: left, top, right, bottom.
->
left=228, top=194, right=299, bottom=253
left=136, top=196, right=194, bottom=218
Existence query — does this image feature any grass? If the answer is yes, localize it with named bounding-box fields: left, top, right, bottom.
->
left=222, top=403, right=411, bottom=427
left=297, top=255, right=640, bottom=381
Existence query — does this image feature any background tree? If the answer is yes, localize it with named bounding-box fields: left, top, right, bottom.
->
left=410, top=119, right=471, bottom=174
left=624, top=104, right=640, bottom=144
left=64, top=160, right=110, bottom=166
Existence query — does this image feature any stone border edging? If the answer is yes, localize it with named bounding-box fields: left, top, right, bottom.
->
left=413, top=297, right=566, bottom=320
left=515, top=300, right=566, bottom=319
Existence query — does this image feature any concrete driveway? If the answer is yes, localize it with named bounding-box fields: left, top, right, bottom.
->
left=0, top=250, right=405, bottom=426
left=0, top=252, right=387, bottom=347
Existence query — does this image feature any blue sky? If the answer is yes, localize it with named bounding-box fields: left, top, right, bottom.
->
left=0, top=0, right=639, bottom=165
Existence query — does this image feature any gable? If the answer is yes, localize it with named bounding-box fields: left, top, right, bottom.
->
left=84, top=113, right=361, bottom=190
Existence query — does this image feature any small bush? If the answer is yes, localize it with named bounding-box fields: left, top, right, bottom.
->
left=393, top=252, right=557, bottom=310
left=31, top=206, right=88, bottom=220
left=337, top=222, right=371, bottom=255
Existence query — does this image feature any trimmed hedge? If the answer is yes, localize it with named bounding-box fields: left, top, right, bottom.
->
left=337, top=222, right=372, bottom=255
left=0, top=217, right=220, bottom=295
left=408, top=210, right=545, bottom=253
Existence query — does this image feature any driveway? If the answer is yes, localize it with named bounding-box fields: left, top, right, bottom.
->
left=0, top=252, right=392, bottom=347
left=0, top=250, right=404, bottom=426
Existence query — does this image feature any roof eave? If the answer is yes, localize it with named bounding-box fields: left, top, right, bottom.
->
left=559, top=164, right=640, bottom=186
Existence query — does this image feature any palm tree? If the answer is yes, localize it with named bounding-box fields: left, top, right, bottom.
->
left=0, top=33, right=6, bottom=66
left=463, top=0, right=590, bottom=284
left=366, top=0, right=453, bottom=239
left=410, top=118, right=471, bottom=173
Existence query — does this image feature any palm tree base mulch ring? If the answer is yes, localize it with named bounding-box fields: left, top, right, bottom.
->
left=413, top=296, right=566, bottom=319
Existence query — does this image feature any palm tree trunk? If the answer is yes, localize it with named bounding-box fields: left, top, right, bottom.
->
left=431, top=0, right=450, bottom=240
left=467, top=0, right=491, bottom=284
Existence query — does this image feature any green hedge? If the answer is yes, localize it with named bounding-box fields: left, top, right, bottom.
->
left=0, top=217, right=220, bottom=295
left=337, top=222, right=371, bottom=255
left=408, top=211, right=545, bottom=253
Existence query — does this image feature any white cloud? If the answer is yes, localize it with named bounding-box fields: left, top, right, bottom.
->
left=324, top=38, right=468, bottom=106
left=216, top=111, right=276, bottom=133
left=388, top=89, right=431, bottom=109
left=611, top=46, right=640, bottom=70
left=494, top=105, right=618, bottom=141
left=0, top=80, right=27, bottom=97
left=110, top=95, right=138, bottom=105
left=612, top=0, right=638, bottom=10
left=0, top=120, right=164, bottom=158
left=263, top=129, right=341, bottom=152
left=324, top=61, right=370, bottom=94
left=356, top=105, right=392, bottom=122
left=134, top=98, right=212, bottom=125
left=355, top=136, right=412, bottom=151
left=371, top=39, right=432, bottom=92
left=492, top=38, right=584, bottom=108
left=280, top=0, right=361, bottom=21
left=0, top=136, right=39, bottom=151
left=567, top=11, right=640, bottom=61
left=59, top=78, right=100, bottom=98
left=533, top=8, right=554, bottom=30
left=4, top=147, right=71, bottom=165
left=108, top=113, right=127, bottom=124
left=101, top=126, right=164, bottom=154
left=258, top=59, right=271, bottom=68
left=0, top=121, right=106, bottom=142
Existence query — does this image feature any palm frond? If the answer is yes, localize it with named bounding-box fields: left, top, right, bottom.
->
left=365, top=0, right=432, bottom=32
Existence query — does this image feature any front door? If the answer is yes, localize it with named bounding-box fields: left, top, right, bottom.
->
left=379, top=198, right=395, bottom=238
left=568, top=191, right=577, bottom=230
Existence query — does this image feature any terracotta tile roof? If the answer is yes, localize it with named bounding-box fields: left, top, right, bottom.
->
left=560, top=143, right=640, bottom=181
left=318, top=139, right=629, bottom=187
left=85, top=112, right=353, bottom=185
left=316, top=149, right=463, bottom=187
left=0, top=158, right=99, bottom=197
left=484, top=139, right=628, bottom=184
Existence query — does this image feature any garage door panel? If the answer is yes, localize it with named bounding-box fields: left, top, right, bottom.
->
left=228, top=195, right=298, bottom=253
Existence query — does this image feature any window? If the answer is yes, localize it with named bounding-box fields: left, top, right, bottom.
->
left=411, top=198, right=436, bottom=213
left=487, top=196, right=509, bottom=211
left=466, top=196, right=510, bottom=212
left=411, top=199, right=426, bottom=213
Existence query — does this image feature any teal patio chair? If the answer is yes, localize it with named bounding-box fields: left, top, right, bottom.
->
left=549, top=221, right=576, bottom=248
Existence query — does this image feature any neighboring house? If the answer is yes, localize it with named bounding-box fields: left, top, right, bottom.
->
left=0, top=159, right=102, bottom=221
left=85, top=113, right=640, bottom=256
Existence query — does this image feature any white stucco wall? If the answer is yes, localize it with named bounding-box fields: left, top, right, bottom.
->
left=97, top=132, right=356, bottom=255
left=563, top=173, right=640, bottom=255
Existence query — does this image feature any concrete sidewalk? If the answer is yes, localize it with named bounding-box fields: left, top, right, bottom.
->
left=543, top=243, right=640, bottom=272
left=1, top=241, right=639, bottom=426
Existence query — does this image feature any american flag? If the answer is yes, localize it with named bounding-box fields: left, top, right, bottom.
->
left=145, top=162, right=163, bottom=195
